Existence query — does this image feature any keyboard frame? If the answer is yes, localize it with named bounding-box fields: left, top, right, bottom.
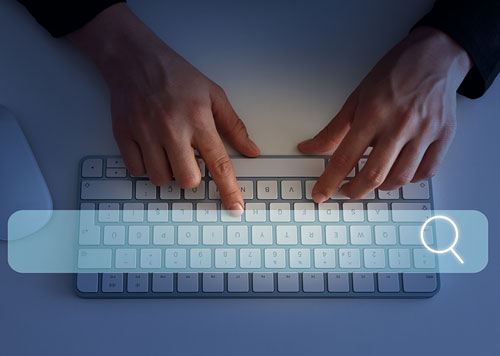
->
left=75, top=155, right=440, bottom=299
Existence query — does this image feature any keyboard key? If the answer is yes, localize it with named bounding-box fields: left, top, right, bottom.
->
left=327, top=273, right=349, bottom=292
left=314, top=248, right=336, bottom=268
left=190, top=249, right=211, bottom=268
left=147, top=203, right=168, bottom=222
left=289, top=248, right=311, bottom=268
left=178, top=273, right=198, bottom=292
left=178, top=225, right=199, bottom=245
left=331, top=180, right=349, bottom=200
left=140, top=249, right=162, bottom=268
left=203, top=273, right=224, bottom=292
left=127, top=273, right=148, bottom=292
left=103, top=225, right=125, bottom=245
left=107, top=157, right=125, bottom=168
left=203, top=225, right=224, bottom=245
left=402, top=273, right=437, bottom=292
left=208, top=180, right=220, bottom=199
left=367, top=203, right=389, bottom=222
left=378, top=273, right=400, bottom=293
left=171, top=203, right=193, bottom=222
left=303, top=272, right=324, bottom=292
left=82, top=158, right=103, bottom=178
left=294, top=203, right=315, bottom=222
left=232, top=158, right=324, bottom=177
left=197, top=158, right=206, bottom=177
left=318, top=203, right=340, bottom=222
left=245, top=203, right=267, bottom=222
left=363, top=249, right=386, bottom=268
left=353, top=273, right=375, bottom=292
left=240, top=249, right=261, bottom=268
left=378, top=188, right=400, bottom=199
left=301, top=225, right=322, bottom=245
left=129, top=226, right=150, bottom=245
left=265, top=249, right=286, bottom=268
left=391, top=203, right=431, bottom=222
left=152, top=273, right=174, bottom=292
left=76, top=273, right=98, bottom=293
left=325, top=225, right=347, bottom=245
left=413, top=249, right=436, bottom=268
left=305, top=180, right=315, bottom=200
left=165, top=249, right=187, bottom=268
left=221, top=209, right=242, bottom=222
left=102, top=273, right=124, bottom=293
left=252, top=225, right=273, bottom=245
left=358, top=158, right=367, bottom=172
left=153, top=226, right=174, bottom=245
left=269, top=203, right=291, bottom=222
left=227, top=225, right=248, bottom=245
left=78, top=206, right=100, bottom=245
left=257, top=180, right=278, bottom=199
left=136, top=180, right=157, bottom=199
left=277, top=273, right=299, bottom=292
left=252, top=272, right=274, bottom=292
left=374, top=225, right=397, bottom=245
left=339, top=249, right=361, bottom=268
left=78, top=249, right=112, bottom=269
left=115, top=249, right=136, bottom=268
left=185, top=183, right=206, bottom=199
left=276, top=225, right=298, bottom=245
left=215, top=249, right=236, bottom=268
left=402, top=181, right=430, bottom=199
left=350, top=225, right=372, bottom=245
left=228, top=273, right=249, bottom=292
left=81, top=180, right=132, bottom=200
left=400, top=225, right=433, bottom=245
left=281, top=180, right=302, bottom=199
left=389, top=249, right=411, bottom=268
left=123, top=203, right=144, bottom=222
left=343, top=202, right=364, bottom=222
left=197, top=203, right=218, bottom=222
left=238, top=180, right=254, bottom=199
left=98, top=203, right=120, bottom=222
left=160, top=182, right=181, bottom=199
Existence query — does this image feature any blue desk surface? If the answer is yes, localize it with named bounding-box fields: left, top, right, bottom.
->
left=0, top=1, right=498, bottom=355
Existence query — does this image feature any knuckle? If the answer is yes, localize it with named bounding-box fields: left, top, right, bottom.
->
left=211, top=156, right=234, bottom=178
left=362, top=167, right=386, bottom=187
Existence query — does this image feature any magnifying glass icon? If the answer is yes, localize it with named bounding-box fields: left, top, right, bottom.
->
left=420, top=215, right=464, bottom=264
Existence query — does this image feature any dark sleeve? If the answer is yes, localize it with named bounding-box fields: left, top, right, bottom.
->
left=414, top=0, right=500, bottom=98
left=18, top=0, right=126, bottom=38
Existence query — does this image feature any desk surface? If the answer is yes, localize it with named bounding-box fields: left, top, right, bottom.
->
left=0, top=1, right=499, bottom=355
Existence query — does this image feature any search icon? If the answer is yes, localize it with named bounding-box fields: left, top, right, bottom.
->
left=420, top=215, right=464, bottom=264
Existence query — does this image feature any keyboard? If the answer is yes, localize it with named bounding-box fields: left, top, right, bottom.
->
left=75, top=154, right=439, bottom=298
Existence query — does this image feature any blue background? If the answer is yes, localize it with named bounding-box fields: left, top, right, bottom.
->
left=0, top=1, right=498, bottom=355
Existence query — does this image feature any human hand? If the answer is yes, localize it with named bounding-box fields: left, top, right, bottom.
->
left=298, top=27, right=472, bottom=202
left=68, top=4, right=260, bottom=213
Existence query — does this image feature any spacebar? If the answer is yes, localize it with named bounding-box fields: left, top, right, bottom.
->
left=231, top=158, right=325, bottom=177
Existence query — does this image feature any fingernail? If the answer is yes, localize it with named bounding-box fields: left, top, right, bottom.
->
left=312, top=193, right=326, bottom=203
left=229, top=203, right=244, bottom=217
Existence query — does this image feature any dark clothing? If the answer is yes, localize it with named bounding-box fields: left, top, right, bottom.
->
left=18, top=0, right=500, bottom=98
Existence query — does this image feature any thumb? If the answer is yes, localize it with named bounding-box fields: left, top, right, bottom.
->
left=211, top=87, right=260, bottom=157
left=298, top=91, right=358, bottom=154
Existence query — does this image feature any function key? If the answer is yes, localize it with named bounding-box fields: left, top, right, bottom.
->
left=82, top=158, right=103, bottom=177
left=107, top=157, right=125, bottom=168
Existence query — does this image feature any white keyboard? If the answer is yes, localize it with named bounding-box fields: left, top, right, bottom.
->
left=76, top=155, right=439, bottom=298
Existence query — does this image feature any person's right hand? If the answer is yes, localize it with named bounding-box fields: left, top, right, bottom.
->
left=68, top=4, right=260, bottom=214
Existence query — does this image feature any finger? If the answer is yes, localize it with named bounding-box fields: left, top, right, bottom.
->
left=196, top=128, right=244, bottom=214
left=164, top=137, right=201, bottom=189
left=297, top=91, right=358, bottom=154
left=138, top=142, right=173, bottom=186
left=312, top=124, right=373, bottom=203
left=114, top=135, right=146, bottom=176
left=412, top=139, right=450, bottom=182
left=212, top=88, right=260, bottom=157
left=341, top=137, right=403, bottom=199
left=378, top=139, right=428, bottom=191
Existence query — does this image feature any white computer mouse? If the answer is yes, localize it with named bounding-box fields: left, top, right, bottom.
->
left=0, top=105, right=52, bottom=240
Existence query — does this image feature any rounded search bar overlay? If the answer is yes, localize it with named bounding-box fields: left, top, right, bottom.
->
left=7, top=209, right=488, bottom=274
left=420, top=215, right=463, bottom=264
